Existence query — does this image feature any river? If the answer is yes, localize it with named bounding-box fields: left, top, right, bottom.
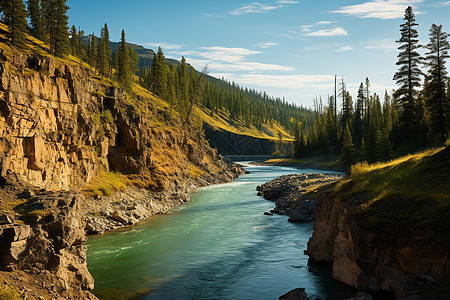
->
left=86, top=163, right=356, bottom=299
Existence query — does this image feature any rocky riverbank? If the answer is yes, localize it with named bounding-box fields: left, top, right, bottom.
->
left=256, top=173, right=342, bottom=222
left=0, top=162, right=243, bottom=300
left=83, top=163, right=243, bottom=234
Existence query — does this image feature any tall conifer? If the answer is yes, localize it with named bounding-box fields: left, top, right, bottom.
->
left=1, top=0, right=28, bottom=48
left=69, top=25, right=78, bottom=56
left=393, top=6, right=423, bottom=151
left=424, top=24, right=450, bottom=144
left=26, top=0, right=45, bottom=41
left=117, top=29, right=132, bottom=90
left=342, top=122, right=355, bottom=172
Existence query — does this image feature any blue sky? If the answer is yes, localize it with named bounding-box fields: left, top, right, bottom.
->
left=68, top=0, right=450, bottom=108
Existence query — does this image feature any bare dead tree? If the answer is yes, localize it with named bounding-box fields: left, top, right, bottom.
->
left=185, top=65, right=208, bottom=124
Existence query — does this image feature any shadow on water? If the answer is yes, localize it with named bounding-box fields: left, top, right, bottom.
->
left=141, top=221, right=357, bottom=300
left=141, top=243, right=358, bottom=300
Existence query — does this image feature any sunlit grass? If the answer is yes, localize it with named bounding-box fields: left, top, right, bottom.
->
left=335, top=146, right=450, bottom=241
left=83, top=170, right=130, bottom=197
left=350, top=147, right=442, bottom=175
left=189, top=165, right=204, bottom=178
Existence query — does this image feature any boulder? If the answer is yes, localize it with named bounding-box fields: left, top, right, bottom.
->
left=0, top=224, right=31, bottom=267
left=112, top=210, right=129, bottom=224
left=279, top=288, right=309, bottom=300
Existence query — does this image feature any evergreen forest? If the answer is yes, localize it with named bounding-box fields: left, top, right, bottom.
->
left=0, top=2, right=448, bottom=171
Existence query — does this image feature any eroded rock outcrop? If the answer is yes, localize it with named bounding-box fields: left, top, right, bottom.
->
left=306, top=190, right=450, bottom=299
left=0, top=189, right=96, bottom=299
left=256, top=173, right=342, bottom=222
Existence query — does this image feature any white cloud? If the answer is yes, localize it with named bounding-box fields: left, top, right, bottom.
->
left=435, top=1, right=450, bottom=6
left=338, top=45, right=353, bottom=52
left=198, top=46, right=261, bottom=63
left=276, top=0, right=299, bottom=4
left=144, top=42, right=182, bottom=50
left=185, top=58, right=294, bottom=72
left=228, top=1, right=298, bottom=16
left=304, top=27, right=348, bottom=37
left=316, top=21, right=334, bottom=25
left=259, top=42, right=279, bottom=48
left=170, top=46, right=293, bottom=73
left=332, top=0, right=423, bottom=20
left=229, top=3, right=282, bottom=15
left=208, top=73, right=335, bottom=89
left=300, top=21, right=348, bottom=37
left=365, top=39, right=397, bottom=51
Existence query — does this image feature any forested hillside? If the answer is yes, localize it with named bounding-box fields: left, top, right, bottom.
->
left=4, top=0, right=313, bottom=147
left=294, top=6, right=450, bottom=171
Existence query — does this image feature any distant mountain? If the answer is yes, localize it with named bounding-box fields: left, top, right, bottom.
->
left=109, top=41, right=182, bottom=71
left=81, top=36, right=182, bottom=71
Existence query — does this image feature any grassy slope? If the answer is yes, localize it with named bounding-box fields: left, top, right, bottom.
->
left=0, top=22, right=206, bottom=197
left=194, top=107, right=294, bottom=142
left=334, top=147, right=450, bottom=242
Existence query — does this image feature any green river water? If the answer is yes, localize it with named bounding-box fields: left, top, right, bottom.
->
left=86, top=163, right=357, bottom=299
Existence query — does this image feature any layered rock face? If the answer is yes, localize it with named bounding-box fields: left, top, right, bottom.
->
left=0, top=47, right=243, bottom=299
left=307, top=190, right=450, bottom=299
left=0, top=55, right=104, bottom=191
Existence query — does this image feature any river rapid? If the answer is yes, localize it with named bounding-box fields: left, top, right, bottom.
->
left=86, top=163, right=356, bottom=299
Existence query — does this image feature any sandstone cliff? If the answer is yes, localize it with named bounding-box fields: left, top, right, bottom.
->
left=0, top=34, right=243, bottom=299
left=307, top=147, right=450, bottom=299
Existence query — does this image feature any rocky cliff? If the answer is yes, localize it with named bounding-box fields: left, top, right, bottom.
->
left=0, top=38, right=243, bottom=299
left=306, top=147, right=450, bottom=299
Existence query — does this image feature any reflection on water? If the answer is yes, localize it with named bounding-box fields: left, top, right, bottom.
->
left=87, top=164, right=354, bottom=300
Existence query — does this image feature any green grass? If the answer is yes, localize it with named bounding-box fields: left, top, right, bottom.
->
left=335, top=146, right=450, bottom=242
left=82, top=170, right=130, bottom=197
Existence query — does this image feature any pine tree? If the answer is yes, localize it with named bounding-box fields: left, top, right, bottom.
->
left=166, top=64, right=177, bottom=119
left=151, top=47, right=168, bottom=99
left=342, top=122, right=355, bottom=172
left=69, top=25, right=78, bottom=56
left=87, top=33, right=97, bottom=70
left=26, top=0, right=45, bottom=41
left=1, top=0, right=28, bottom=48
left=97, top=23, right=111, bottom=77
left=354, top=83, right=364, bottom=147
left=342, top=89, right=353, bottom=132
left=393, top=6, right=423, bottom=151
left=77, top=28, right=86, bottom=60
left=424, top=24, right=450, bottom=144
left=177, top=56, right=189, bottom=116
left=360, top=137, right=368, bottom=162
left=117, top=29, right=132, bottom=90
left=111, top=49, right=118, bottom=74
left=129, top=46, right=140, bottom=74
left=42, top=0, right=69, bottom=56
